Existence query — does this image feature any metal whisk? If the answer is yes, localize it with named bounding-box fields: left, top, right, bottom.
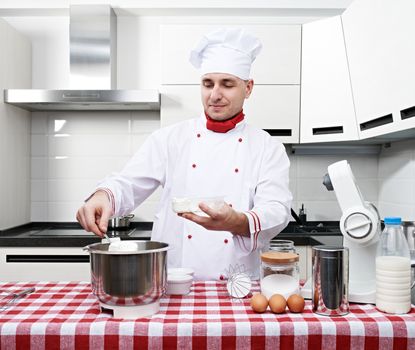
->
left=0, top=287, right=35, bottom=311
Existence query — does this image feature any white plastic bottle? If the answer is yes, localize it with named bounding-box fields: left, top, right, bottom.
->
left=376, top=217, right=411, bottom=314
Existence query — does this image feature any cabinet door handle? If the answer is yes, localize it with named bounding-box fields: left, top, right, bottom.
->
left=401, top=105, right=415, bottom=120
left=360, top=114, right=393, bottom=131
left=263, top=129, right=292, bottom=136
left=312, top=126, right=343, bottom=135
left=6, top=255, right=90, bottom=263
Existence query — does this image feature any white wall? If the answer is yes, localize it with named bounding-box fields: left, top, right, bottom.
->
left=0, top=18, right=32, bottom=230
left=2, top=13, right=393, bottom=224
left=289, top=153, right=378, bottom=221
left=378, top=139, right=415, bottom=221
left=30, top=110, right=380, bottom=222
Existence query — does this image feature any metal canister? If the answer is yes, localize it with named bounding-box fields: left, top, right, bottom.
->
left=312, top=245, right=349, bottom=316
left=402, top=222, right=415, bottom=304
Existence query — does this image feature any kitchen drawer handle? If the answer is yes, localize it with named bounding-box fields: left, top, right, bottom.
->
left=360, top=114, right=393, bottom=131
left=263, top=129, right=292, bottom=136
left=312, top=126, right=343, bottom=135
left=401, top=105, right=415, bottom=120
left=6, top=255, right=90, bottom=263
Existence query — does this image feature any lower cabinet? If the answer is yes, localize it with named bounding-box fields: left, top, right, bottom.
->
left=0, top=247, right=91, bottom=282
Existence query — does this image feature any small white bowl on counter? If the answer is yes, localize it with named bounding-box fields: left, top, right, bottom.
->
left=168, top=267, right=195, bottom=277
left=166, top=274, right=193, bottom=295
left=166, top=267, right=194, bottom=295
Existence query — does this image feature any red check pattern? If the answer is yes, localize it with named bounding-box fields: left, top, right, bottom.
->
left=0, top=281, right=414, bottom=350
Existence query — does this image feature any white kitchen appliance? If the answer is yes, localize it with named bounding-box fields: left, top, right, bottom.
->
left=301, top=160, right=380, bottom=304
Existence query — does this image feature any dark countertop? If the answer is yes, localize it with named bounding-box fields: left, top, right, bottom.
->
left=0, top=221, right=342, bottom=247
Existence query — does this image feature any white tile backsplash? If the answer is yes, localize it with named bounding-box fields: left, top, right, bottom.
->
left=378, top=153, right=414, bottom=179
left=47, top=179, right=98, bottom=202
left=31, top=157, right=48, bottom=179
left=31, top=135, right=48, bottom=156
left=31, top=180, right=47, bottom=201
left=46, top=112, right=132, bottom=135
left=47, top=156, right=130, bottom=179
left=31, top=202, right=48, bottom=222
left=378, top=140, right=415, bottom=220
left=29, top=113, right=415, bottom=223
left=48, top=134, right=131, bottom=157
left=31, top=113, right=48, bottom=134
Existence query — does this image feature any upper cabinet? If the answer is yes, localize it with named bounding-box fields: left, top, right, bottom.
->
left=161, top=85, right=300, bottom=144
left=161, top=24, right=301, bottom=85
left=160, top=24, right=301, bottom=143
left=342, top=0, right=415, bottom=139
left=301, top=16, right=358, bottom=143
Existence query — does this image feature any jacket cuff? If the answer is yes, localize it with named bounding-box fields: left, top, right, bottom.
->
left=233, top=211, right=261, bottom=253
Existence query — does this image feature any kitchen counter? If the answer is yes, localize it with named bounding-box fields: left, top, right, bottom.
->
left=0, top=222, right=342, bottom=247
left=0, top=281, right=413, bottom=350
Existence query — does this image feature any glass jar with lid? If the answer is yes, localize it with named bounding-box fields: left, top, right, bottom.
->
left=269, top=239, right=296, bottom=253
left=260, top=251, right=300, bottom=300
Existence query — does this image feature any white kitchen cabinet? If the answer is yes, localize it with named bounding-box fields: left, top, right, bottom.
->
left=342, top=0, right=415, bottom=139
left=296, top=246, right=308, bottom=281
left=301, top=16, right=358, bottom=143
left=160, top=24, right=301, bottom=85
left=160, top=85, right=300, bottom=143
left=0, top=247, right=90, bottom=282
left=160, top=85, right=202, bottom=127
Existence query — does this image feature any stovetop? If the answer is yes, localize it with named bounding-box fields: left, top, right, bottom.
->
left=29, top=228, right=137, bottom=237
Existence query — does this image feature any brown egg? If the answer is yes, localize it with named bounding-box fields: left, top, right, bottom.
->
left=268, top=294, right=287, bottom=314
left=287, top=294, right=305, bottom=313
left=250, top=293, right=268, bottom=313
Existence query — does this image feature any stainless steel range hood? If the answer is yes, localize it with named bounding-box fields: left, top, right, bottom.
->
left=4, top=5, right=160, bottom=111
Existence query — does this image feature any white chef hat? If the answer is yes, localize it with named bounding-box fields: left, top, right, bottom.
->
left=189, top=28, right=262, bottom=80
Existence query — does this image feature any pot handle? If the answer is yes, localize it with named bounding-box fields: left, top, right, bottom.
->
left=82, top=245, right=90, bottom=252
left=123, top=214, right=135, bottom=219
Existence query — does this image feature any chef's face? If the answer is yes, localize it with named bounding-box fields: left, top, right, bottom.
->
left=201, top=73, right=253, bottom=121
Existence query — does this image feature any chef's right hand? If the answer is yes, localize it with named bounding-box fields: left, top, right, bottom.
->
left=76, top=190, right=112, bottom=237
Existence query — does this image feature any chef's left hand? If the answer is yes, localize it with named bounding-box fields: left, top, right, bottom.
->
left=178, top=202, right=249, bottom=237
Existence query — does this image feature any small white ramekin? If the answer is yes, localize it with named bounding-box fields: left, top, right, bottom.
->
left=168, top=267, right=195, bottom=277
left=166, top=274, right=193, bottom=295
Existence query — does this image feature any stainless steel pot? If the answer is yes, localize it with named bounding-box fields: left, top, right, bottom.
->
left=108, top=214, right=134, bottom=230
left=83, top=241, right=169, bottom=306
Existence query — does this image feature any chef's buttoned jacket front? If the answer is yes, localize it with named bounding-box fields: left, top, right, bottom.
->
left=97, top=115, right=292, bottom=280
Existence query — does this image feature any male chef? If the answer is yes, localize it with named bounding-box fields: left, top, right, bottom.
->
left=76, top=28, right=292, bottom=280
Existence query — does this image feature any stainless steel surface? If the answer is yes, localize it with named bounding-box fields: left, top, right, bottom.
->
left=403, top=222, right=415, bottom=304
left=84, top=241, right=168, bottom=306
left=312, top=245, right=349, bottom=316
left=108, top=214, right=135, bottom=230
left=402, top=221, right=415, bottom=252
left=4, top=5, right=160, bottom=111
left=70, top=5, right=116, bottom=89
left=4, top=89, right=160, bottom=111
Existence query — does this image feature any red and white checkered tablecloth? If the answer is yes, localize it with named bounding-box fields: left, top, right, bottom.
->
left=0, top=281, right=414, bottom=350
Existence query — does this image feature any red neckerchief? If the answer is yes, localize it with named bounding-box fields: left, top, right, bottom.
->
left=205, top=110, right=245, bottom=133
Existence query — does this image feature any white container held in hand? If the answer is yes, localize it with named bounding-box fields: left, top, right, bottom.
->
left=172, top=196, right=225, bottom=216
left=376, top=217, right=412, bottom=314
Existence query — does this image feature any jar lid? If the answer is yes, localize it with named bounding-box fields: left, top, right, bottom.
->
left=260, top=251, right=299, bottom=263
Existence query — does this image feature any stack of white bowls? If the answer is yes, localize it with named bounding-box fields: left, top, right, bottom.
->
left=166, top=268, right=194, bottom=295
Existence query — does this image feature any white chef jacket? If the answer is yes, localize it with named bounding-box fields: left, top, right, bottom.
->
left=96, top=115, right=292, bottom=280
